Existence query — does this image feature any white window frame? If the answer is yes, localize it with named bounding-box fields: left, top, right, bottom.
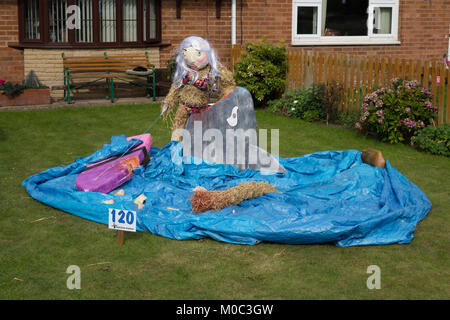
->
left=291, top=0, right=400, bottom=46
left=293, top=2, right=322, bottom=38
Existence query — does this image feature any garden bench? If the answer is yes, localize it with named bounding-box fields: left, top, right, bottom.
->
left=62, top=52, right=156, bottom=103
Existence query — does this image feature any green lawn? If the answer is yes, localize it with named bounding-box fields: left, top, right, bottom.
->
left=0, top=103, right=449, bottom=300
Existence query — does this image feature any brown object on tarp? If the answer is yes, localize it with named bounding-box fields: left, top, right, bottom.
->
left=191, top=181, right=278, bottom=213
left=361, top=148, right=386, bottom=169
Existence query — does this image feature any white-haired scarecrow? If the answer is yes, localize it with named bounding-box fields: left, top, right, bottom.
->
left=161, top=36, right=236, bottom=141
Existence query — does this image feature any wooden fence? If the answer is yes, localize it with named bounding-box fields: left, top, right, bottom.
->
left=230, top=45, right=450, bottom=125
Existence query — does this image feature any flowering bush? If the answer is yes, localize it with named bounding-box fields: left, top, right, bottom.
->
left=355, top=78, right=438, bottom=144
left=268, top=85, right=327, bottom=122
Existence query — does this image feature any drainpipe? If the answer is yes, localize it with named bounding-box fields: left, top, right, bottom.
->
left=231, top=0, right=236, bottom=45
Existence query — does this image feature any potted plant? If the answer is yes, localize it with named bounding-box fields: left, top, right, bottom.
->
left=0, top=71, right=51, bottom=107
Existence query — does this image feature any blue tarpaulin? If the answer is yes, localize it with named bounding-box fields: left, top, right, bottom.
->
left=22, top=135, right=432, bottom=246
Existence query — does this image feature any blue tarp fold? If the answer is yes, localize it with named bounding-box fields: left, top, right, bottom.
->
left=22, top=135, right=432, bottom=246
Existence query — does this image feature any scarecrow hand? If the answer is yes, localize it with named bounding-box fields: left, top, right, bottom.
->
left=171, top=129, right=184, bottom=142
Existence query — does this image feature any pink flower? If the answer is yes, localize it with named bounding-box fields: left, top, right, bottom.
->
left=355, top=122, right=362, bottom=130
left=405, top=107, right=411, bottom=113
left=403, top=118, right=416, bottom=128
left=410, top=80, right=420, bottom=88
left=424, top=101, right=432, bottom=107
left=0, top=80, right=5, bottom=86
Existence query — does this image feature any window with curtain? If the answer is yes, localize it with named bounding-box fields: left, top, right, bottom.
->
left=75, top=0, right=94, bottom=42
left=49, top=0, right=68, bottom=42
left=292, top=0, right=399, bottom=45
left=24, top=0, right=40, bottom=40
left=143, top=0, right=157, bottom=40
left=123, top=0, right=137, bottom=42
left=373, top=7, right=392, bottom=34
left=18, top=0, right=161, bottom=47
left=99, top=0, right=116, bottom=42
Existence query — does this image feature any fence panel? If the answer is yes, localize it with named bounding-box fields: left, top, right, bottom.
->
left=230, top=45, right=448, bottom=124
left=431, top=62, right=438, bottom=108
left=447, top=68, right=450, bottom=124
left=438, top=63, right=446, bottom=125
left=423, top=61, right=430, bottom=89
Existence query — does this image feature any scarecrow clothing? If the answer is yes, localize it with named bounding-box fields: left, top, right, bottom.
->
left=162, top=64, right=236, bottom=141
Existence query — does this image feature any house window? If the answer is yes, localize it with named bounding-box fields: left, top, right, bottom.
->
left=18, top=0, right=161, bottom=47
left=373, top=7, right=392, bottom=34
left=99, top=0, right=117, bottom=42
left=24, top=0, right=40, bottom=40
left=123, top=0, right=137, bottom=42
left=296, top=6, right=318, bottom=35
left=49, top=0, right=68, bottom=42
left=292, top=0, right=399, bottom=45
left=75, top=0, right=94, bottom=42
left=143, top=0, right=157, bottom=40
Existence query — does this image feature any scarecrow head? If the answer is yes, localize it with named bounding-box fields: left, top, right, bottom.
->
left=172, top=36, right=222, bottom=90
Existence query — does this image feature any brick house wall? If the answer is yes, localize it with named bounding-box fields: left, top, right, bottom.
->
left=0, top=0, right=24, bottom=83
left=286, top=0, right=450, bottom=60
left=1, top=0, right=449, bottom=94
left=160, top=0, right=233, bottom=69
left=160, top=0, right=450, bottom=67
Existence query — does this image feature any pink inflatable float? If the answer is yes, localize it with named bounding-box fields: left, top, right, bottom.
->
left=75, top=134, right=152, bottom=193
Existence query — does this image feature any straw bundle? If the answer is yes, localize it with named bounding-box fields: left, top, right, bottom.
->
left=191, top=181, right=277, bottom=213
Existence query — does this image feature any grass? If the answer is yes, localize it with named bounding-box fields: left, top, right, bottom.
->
left=0, top=103, right=449, bottom=300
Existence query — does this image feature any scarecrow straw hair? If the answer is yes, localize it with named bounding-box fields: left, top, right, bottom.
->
left=191, top=181, right=278, bottom=213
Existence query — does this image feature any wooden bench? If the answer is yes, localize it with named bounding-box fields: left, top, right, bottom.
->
left=62, top=52, right=156, bottom=103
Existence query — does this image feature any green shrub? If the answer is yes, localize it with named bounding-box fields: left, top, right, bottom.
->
left=334, top=112, right=359, bottom=129
left=0, top=82, right=27, bottom=98
left=0, top=70, right=48, bottom=98
left=233, top=39, right=287, bottom=107
left=355, top=78, right=438, bottom=144
left=268, top=84, right=327, bottom=122
left=411, top=124, right=450, bottom=157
